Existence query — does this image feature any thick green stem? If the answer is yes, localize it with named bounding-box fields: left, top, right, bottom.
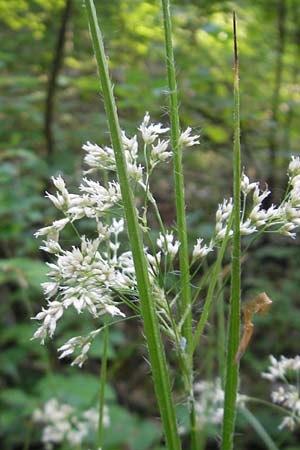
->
left=97, top=318, right=108, bottom=449
left=161, top=2, right=194, bottom=447
left=221, top=12, right=241, bottom=450
left=84, top=2, right=181, bottom=449
left=161, top=0, right=192, bottom=357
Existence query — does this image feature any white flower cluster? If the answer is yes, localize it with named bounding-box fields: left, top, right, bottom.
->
left=58, top=328, right=102, bottom=367
left=215, top=198, right=234, bottom=240
left=178, top=126, right=200, bottom=148
left=36, top=176, right=122, bottom=224
left=179, top=379, right=245, bottom=435
left=33, top=227, right=132, bottom=345
left=262, top=355, right=300, bottom=431
left=32, top=398, right=109, bottom=450
left=83, top=112, right=199, bottom=180
left=241, top=158, right=300, bottom=238
left=192, top=238, right=213, bottom=261
left=193, top=379, right=245, bottom=426
left=33, top=113, right=200, bottom=363
left=194, top=378, right=225, bottom=426
left=192, top=156, right=300, bottom=261
left=157, top=231, right=180, bottom=258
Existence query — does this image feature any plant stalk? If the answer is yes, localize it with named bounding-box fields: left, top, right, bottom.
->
left=84, top=2, right=182, bottom=449
left=191, top=214, right=233, bottom=359
left=161, top=0, right=192, bottom=358
left=221, top=12, right=241, bottom=450
left=161, top=1, right=195, bottom=447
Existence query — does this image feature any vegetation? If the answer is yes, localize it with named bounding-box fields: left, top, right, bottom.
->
left=1, top=1, right=300, bottom=449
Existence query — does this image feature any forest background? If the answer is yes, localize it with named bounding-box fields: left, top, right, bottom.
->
left=1, top=0, right=300, bottom=449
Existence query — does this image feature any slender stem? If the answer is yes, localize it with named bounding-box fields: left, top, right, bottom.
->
left=244, top=396, right=298, bottom=418
left=191, top=214, right=233, bottom=359
left=45, top=0, right=72, bottom=159
left=161, top=2, right=194, bottom=447
left=190, top=401, right=199, bottom=449
left=221, top=12, right=241, bottom=450
left=161, top=0, right=192, bottom=358
left=84, top=2, right=181, bottom=449
left=97, top=317, right=109, bottom=449
left=217, top=266, right=226, bottom=389
left=241, top=407, right=279, bottom=450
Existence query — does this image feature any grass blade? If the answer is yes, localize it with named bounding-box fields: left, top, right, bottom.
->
left=84, top=2, right=182, bottom=448
left=161, top=0, right=192, bottom=357
left=221, top=11, right=241, bottom=450
left=241, top=407, right=280, bottom=450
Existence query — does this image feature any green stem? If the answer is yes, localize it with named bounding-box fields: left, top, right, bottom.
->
left=84, top=2, right=181, bottom=449
left=217, top=269, right=226, bottom=389
left=161, top=0, right=192, bottom=358
left=241, top=407, right=279, bottom=450
left=221, top=12, right=241, bottom=450
left=97, top=317, right=109, bottom=449
left=190, top=400, right=199, bottom=449
left=244, top=396, right=298, bottom=418
left=161, top=2, right=194, bottom=447
left=191, top=214, right=233, bottom=358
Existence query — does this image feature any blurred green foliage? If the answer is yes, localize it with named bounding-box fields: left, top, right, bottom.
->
left=1, top=0, right=300, bottom=448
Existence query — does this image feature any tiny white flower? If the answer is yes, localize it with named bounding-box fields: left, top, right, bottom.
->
left=253, top=185, right=270, bottom=206
left=265, top=204, right=279, bottom=220
left=105, top=304, right=125, bottom=317
left=216, top=198, right=233, bottom=222
left=41, top=282, right=59, bottom=299
left=45, top=191, right=66, bottom=210
left=82, top=141, right=116, bottom=172
left=150, top=139, right=172, bottom=162
left=35, top=218, right=70, bottom=239
left=157, top=232, right=180, bottom=257
left=240, top=219, right=257, bottom=235
left=278, top=416, right=295, bottom=431
left=32, top=301, right=64, bottom=343
left=52, top=175, right=67, bottom=192
left=121, top=131, right=138, bottom=156
left=126, top=161, right=144, bottom=181
left=249, top=205, right=267, bottom=227
left=178, top=127, right=200, bottom=147
left=241, top=172, right=258, bottom=194
left=279, top=223, right=297, bottom=239
left=110, top=218, right=124, bottom=235
left=40, top=239, right=62, bottom=254
left=288, top=155, right=300, bottom=177
left=291, top=174, right=300, bottom=188
left=216, top=227, right=233, bottom=240
left=146, top=251, right=161, bottom=267
left=139, top=112, right=169, bottom=144
left=192, top=238, right=213, bottom=259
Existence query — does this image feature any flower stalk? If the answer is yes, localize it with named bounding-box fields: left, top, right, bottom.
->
left=161, top=1, right=196, bottom=447
left=84, top=1, right=182, bottom=449
left=161, top=0, right=192, bottom=357
left=221, top=12, right=241, bottom=450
